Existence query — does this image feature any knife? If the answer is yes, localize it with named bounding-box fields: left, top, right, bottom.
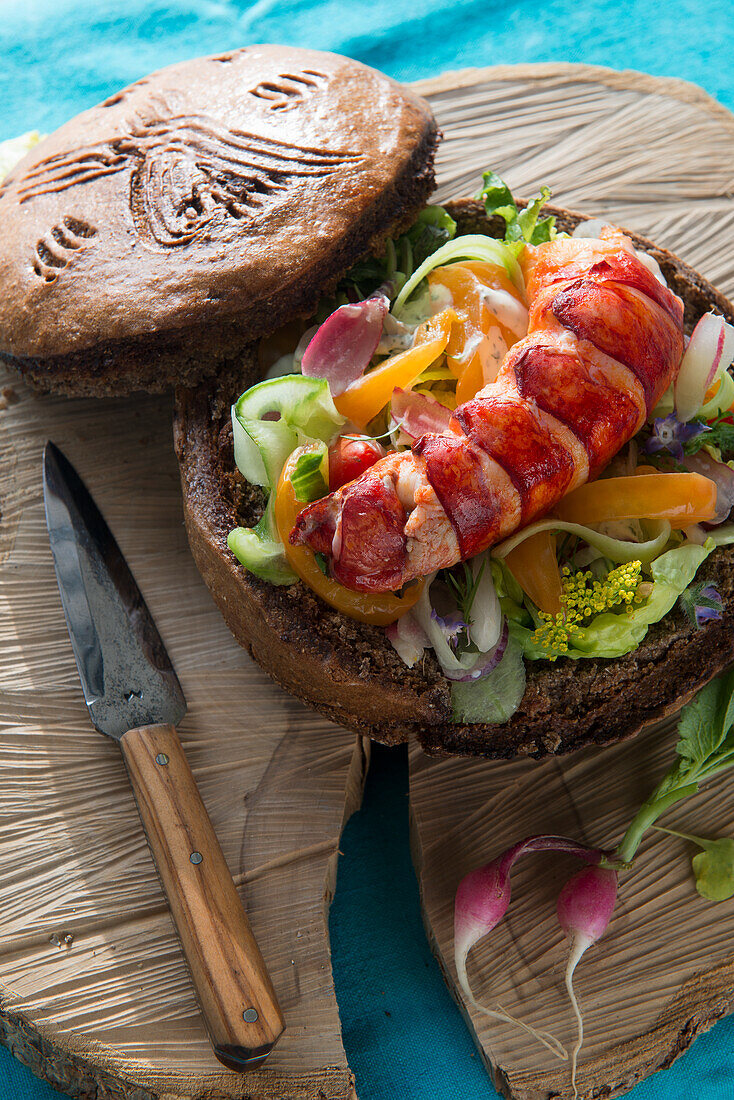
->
left=42, top=440, right=285, bottom=1071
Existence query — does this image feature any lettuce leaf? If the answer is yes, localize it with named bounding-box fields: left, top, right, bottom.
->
left=477, top=170, right=558, bottom=246
left=451, top=635, right=526, bottom=723
left=513, top=540, right=716, bottom=660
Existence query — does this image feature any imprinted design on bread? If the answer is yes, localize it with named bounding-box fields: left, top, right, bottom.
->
left=15, top=117, right=363, bottom=249
left=33, top=216, right=97, bottom=282
left=249, top=70, right=329, bottom=111
left=0, top=46, right=438, bottom=394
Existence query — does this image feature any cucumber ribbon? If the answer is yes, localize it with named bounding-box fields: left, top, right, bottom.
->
left=228, top=376, right=345, bottom=584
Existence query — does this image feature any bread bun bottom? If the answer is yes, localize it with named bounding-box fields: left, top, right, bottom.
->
left=174, top=200, right=734, bottom=759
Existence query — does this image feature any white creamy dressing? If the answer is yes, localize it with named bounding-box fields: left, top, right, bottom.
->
left=476, top=284, right=529, bottom=337
left=480, top=325, right=509, bottom=382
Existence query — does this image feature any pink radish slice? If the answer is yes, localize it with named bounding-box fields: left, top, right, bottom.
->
left=385, top=613, right=430, bottom=667
left=557, top=865, right=618, bottom=1095
left=391, top=387, right=453, bottom=439
left=674, top=313, right=734, bottom=422
left=301, top=293, right=389, bottom=395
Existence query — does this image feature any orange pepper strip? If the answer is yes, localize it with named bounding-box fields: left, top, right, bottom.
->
left=274, top=453, right=423, bottom=625
left=455, top=354, right=485, bottom=405
left=555, top=473, right=718, bottom=529
left=428, top=267, right=484, bottom=379
left=504, top=531, right=563, bottom=615
left=334, top=308, right=456, bottom=428
left=428, top=263, right=522, bottom=403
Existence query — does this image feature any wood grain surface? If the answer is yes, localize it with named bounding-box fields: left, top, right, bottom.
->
left=410, top=64, right=734, bottom=1100
left=0, top=381, right=366, bottom=1099
left=1, top=62, right=733, bottom=1100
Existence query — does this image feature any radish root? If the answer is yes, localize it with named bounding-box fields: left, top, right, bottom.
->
left=564, top=933, right=592, bottom=1098
left=457, top=955, right=568, bottom=1061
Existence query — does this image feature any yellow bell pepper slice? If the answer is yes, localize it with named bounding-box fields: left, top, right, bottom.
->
left=274, top=451, right=423, bottom=625
left=334, top=309, right=456, bottom=428
left=504, top=530, right=563, bottom=615
left=555, top=473, right=718, bottom=529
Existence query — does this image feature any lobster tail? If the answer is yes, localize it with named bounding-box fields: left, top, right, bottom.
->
left=292, top=234, right=686, bottom=592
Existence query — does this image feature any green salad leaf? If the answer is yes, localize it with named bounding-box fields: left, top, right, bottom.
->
left=676, top=666, right=734, bottom=768
left=691, top=838, right=734, bottom=901
left=478, top=170, right=558, bottom=246
left=339, top=204, right=457, bottom=298
left=513, top=541, right=715, bottom=660
left=451, top=635, right=526, bottom=724
left=653, top=826, right=734, bottom=901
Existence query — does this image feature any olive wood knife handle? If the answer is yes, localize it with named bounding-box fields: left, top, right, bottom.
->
left=119, top=722, right=285, bottom=1071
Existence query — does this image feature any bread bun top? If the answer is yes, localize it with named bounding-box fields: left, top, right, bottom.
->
left=0, top=45, right=437, bottom=384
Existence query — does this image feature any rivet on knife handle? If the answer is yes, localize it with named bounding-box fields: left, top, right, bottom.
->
left=120, top=722, right=285, bottom=1068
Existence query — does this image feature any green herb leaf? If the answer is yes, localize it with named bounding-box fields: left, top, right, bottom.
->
left=692, top=839, right=734, bottom=900
left=515, top=187, right=554, bottom=244
left=477, top=170, right=517, bottom=223
left=445, top=560, right=485, bottom=626
left=405, top=205, right=457, bottom=268
left=478, top=172, right=557, bottom=246
left=676, top=667, right=734, bottom=771
left=338, top=204, right=456, bottom=298
left=655, top=827, right=734, bottom=901
left=684, top=414, right=734, bottom=458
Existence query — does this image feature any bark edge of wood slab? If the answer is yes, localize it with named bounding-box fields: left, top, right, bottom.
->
left=120, top=722, right=285, bottom=1068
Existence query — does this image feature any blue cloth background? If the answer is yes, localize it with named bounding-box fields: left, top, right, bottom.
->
left=3, top=3, right=734, bottom=1097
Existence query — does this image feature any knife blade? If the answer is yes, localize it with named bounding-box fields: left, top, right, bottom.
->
left=43, top=441, right=285, bottom=1070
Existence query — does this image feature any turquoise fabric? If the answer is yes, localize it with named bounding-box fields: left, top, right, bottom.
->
left=3, top=4, right=734, bottom=1098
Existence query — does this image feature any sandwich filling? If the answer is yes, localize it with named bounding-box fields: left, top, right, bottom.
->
left=228, top=173, right=734, bottom=724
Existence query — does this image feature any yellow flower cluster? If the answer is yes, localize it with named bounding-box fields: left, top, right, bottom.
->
left=532, top=561, right=645, bottom=660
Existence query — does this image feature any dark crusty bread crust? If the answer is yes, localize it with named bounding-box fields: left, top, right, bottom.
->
left=174, top=199, right=734, bottom=759
left=0, top=46, right=438, bottom=396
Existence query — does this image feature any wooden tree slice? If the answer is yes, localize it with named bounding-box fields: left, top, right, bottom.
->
left=410, top=64, right=734, bottom=1100
left=2, top=62, right=734, bottom=1100
left=0, top=380, right=365, bottom=1099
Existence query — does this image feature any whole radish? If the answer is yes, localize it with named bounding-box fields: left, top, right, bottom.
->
left=557, top=865, right=619, bottom=1095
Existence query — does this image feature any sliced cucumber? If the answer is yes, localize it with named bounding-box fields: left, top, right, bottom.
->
left=232, top=375, right=345, bottom=489
left=227, top=498, right=297, bottom=585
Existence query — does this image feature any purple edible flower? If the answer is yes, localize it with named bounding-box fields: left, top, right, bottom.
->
left=695, top=584, right=724, bottom=626
left=679, top=581, right=724, bottom=628
left=430, top=608, right=467, bottom=650
left=644, top=414, right=710, bottom=461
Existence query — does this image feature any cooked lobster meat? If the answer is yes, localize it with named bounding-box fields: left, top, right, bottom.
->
left=290, top=231, right=685, bottom=593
